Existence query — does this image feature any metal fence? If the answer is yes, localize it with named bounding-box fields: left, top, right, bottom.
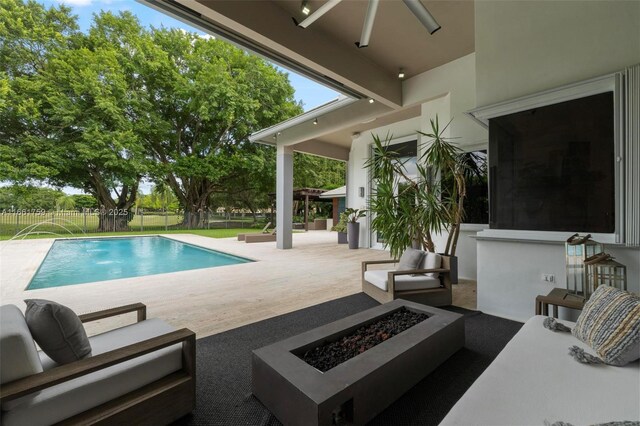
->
left=0, top=209, right=266, bottom=238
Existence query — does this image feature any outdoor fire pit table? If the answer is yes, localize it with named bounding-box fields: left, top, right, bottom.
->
left=251, top=299, right=465, bottom=426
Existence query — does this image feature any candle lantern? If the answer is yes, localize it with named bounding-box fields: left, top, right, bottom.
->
left=565, top=234, right=604, bottom=298
left=584, top=253, right=628, bottom=299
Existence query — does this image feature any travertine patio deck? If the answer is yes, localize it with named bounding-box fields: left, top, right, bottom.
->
left=0, top=231, right=476, bottom=338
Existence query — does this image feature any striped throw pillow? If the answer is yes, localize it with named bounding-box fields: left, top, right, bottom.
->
left=572, top=285, right=640, bottom=366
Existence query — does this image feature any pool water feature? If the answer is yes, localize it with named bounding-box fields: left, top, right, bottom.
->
left=27, top=236, right=252, bottom=289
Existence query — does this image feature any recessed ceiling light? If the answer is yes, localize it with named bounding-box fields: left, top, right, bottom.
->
left=368, top=98, right=375, bottom=104
left=398, top=69, right=405, bottom=79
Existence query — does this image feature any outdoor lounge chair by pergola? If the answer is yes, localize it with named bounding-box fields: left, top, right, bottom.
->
left=245, top=228, right=277, bottom=243
left=237, top=221, right=271, bottom=241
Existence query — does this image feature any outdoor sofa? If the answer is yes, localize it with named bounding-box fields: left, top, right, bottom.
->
left=440, top=314, right=640, bottom=425
left=0, top=302, right=195, bottom=425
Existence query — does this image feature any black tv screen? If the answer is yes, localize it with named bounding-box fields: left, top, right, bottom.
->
left=488, top=92, right=615, bottom=233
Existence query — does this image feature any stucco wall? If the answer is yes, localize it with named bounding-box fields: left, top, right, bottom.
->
left=475, top=0, right=640, bottom=106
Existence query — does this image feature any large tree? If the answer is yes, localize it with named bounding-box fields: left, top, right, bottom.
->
left=0, top=3, right=148, bottom=230
left=1, top=1, right=339, bottom=230
left=141, top=28, right=302, bottom=226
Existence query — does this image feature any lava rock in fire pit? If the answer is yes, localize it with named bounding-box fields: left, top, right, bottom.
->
left=300, top=307, right=429, bottom=372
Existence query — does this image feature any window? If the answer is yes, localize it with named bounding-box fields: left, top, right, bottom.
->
left=488, top=92, right=615, bottom=233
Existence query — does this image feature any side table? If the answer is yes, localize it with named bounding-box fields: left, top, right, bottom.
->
left=535, top=288, right=585, bottom=318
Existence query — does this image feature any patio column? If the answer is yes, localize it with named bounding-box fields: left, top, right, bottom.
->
left=276, top=144, right=293, bottom=249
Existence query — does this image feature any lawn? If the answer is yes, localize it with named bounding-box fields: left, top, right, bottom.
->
left=0, top=211, right=265, bottom=240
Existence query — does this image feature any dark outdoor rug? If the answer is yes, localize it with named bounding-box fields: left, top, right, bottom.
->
left=173, top=293, right=522, bottom=426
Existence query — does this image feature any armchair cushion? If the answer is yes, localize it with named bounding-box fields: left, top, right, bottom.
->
left=3, top=318, right=182, bottom=426
left=364, top=270, right=441, bottom=292
left=420, top=252, right=443, bottom=278
left=398, top=248, right=424, bottom=270
left=0, top=305, right=43, bottom=384
left=25, top=299, right=92, bottom=365
left=0, top=305, right=43, bottom=411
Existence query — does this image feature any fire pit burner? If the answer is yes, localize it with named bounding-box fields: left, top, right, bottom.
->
left=300, top=307, right=429, bottom=372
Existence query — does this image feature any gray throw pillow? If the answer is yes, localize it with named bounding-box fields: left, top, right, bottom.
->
left=398, top=248, right=424, bottom=271
left=572, top=286, right=640, bottom=366
left=24, top=299, right=92, bottom=365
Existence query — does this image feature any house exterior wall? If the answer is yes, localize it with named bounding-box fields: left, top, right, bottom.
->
left=348, top=53, right=487, bottom=280
left=474, top=0, right=640, bottom=321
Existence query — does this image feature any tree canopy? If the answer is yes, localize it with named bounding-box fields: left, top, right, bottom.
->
left=0, top=0, right=345, bottom=229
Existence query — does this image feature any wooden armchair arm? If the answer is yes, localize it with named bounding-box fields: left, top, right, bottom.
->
left=387, top=268, right=450, bottom=293
left=361, top=259, right=398, bottom=274
left=0, top=328, right=195, bottom=403
left=79, top=303, right=147, bottom=323
left=388, top=268, right=449, bottom=277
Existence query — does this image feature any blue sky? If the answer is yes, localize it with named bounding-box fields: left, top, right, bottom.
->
left=41, top=0, right=340, bottom=111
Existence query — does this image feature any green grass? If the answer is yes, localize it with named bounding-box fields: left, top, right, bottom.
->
left=0, top=228, right=254, bottom=241
left=0, top=211, right=267, bottom=240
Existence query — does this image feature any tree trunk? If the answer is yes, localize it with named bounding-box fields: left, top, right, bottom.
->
left=89, top=174, right=138, bottom=232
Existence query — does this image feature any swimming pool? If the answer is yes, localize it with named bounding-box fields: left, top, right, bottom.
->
left=27, top=236, right=252, bottom=290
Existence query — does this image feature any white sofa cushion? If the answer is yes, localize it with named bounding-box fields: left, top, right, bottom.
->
left=420, top=252, right=442, bottom=278
left=440, top=316, right=640, bottom=426
left=2, top=318, right=182, bottom=426
left=0, top=305, right=44, bottom=410
left=0, top=305, right=43, bottom=384
left=364, top=269, right=441, bottom=292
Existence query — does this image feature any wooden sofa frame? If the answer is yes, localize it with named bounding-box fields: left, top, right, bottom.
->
left=0, top=303, right=196, bottom=426
left=362, top=256, right=452, bottom=306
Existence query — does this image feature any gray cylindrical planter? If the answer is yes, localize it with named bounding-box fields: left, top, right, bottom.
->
left=347, top=222, right=360, bottom=249
left=337, top=232, right=348, bottom=244
left=439, top=254, right=459, bottom=284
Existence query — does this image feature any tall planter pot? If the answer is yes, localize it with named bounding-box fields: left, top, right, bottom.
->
left=347, top=222, right=360, bottom=249
left=337, top=232, right=348, bottom=244
left=439, top=254, right=458, bottom=284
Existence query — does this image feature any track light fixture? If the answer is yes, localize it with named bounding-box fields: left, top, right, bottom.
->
left=402, top=0, right=441, bottom=35
left=313, top=118, right=318, bottom=125
left=398, top=69, right=405, bottom=79
left=301, top=0, right=310, bottom=16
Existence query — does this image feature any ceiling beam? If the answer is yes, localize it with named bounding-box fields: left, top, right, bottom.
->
left=173, top=0, right=402, bottom=108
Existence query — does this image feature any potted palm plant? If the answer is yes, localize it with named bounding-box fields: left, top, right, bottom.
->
left=344, top=208, right=366, bottom=249
left=364, top=116, right=471, bottom=282
left=331, top=211, right=349, bottom=244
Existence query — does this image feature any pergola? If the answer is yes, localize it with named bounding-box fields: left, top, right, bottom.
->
left=269, top=188, right=332, bottom=231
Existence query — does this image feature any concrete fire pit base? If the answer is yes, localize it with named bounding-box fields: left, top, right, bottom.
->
left=252, top=299, right=464, bottom=426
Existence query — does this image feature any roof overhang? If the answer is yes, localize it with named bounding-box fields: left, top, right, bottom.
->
left=142, top=0, right=473, bottom=160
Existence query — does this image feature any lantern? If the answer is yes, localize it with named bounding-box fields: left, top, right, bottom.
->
left=565, top=234, right=604, bottom=298
left=584, top=253, right=628, bottom=299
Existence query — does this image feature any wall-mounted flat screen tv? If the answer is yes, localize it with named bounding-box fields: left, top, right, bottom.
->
left=488, top=92, right=614, bottom=233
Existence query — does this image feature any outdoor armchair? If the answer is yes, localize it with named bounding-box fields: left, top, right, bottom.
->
left=362, top=252, right=452, bottom=306
left=0, top=302, right=195, bottom=426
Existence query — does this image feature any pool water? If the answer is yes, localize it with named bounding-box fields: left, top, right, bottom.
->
left=27, top=236, right=251, bottom=290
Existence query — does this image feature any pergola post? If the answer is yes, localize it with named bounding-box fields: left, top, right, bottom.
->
left=276, top=144, right=294, bottom=249
left=304, top=193, right=309, bottom=231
